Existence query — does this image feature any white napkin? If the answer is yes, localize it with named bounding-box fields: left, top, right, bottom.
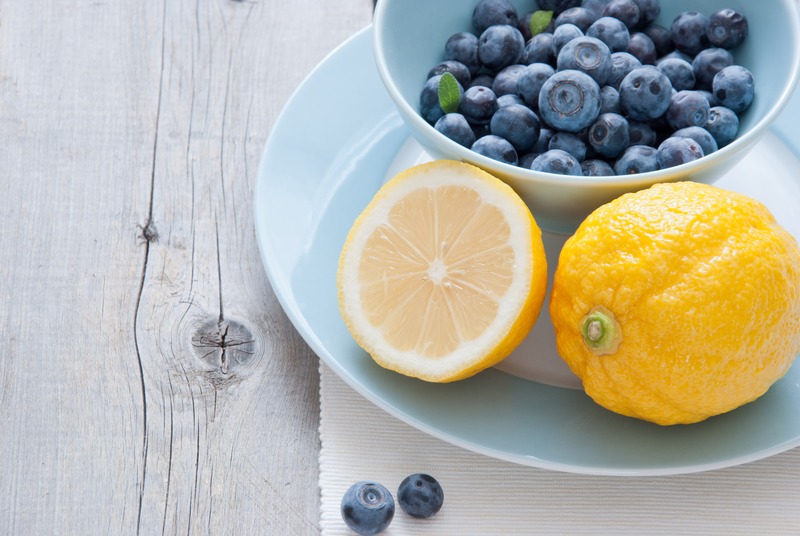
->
left=319, top=362, right=800, bottom=535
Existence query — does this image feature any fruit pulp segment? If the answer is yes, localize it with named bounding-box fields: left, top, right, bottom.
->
left=358, top=185, right=515, bottom=358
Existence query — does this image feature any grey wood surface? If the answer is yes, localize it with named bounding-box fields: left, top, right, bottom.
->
left=0, top=1, right=372, bottom=533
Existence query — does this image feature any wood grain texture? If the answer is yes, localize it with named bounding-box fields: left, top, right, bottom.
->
left=0, top=1, right=372, bottom=534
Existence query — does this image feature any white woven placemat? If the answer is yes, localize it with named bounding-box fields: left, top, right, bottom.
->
left=319, top=362, right=800, bottom=535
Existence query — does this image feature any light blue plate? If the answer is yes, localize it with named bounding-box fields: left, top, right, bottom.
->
left=255, top=26, right=800, bottom=476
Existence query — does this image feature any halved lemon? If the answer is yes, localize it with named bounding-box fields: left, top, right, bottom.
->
left=337, top=160, right=547, bottom=382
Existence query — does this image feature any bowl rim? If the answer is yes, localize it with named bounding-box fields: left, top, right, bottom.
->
left=373, top=0, right=800, bottom=187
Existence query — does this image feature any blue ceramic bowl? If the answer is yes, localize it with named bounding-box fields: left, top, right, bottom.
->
left=374, top=0, right=800, bottom=233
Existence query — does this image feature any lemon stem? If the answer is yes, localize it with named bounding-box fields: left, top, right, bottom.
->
left=581, top=307, right=621, bottom=355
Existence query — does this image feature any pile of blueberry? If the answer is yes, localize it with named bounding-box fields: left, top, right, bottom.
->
left=340, top=474, right=444, bottom=535
left=419, top=0, right=751, bottom=176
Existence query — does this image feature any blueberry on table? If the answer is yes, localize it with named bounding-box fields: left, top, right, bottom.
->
left=531, top=149, right=583, bottom=175
left=557, top=36, right=613, bottom=86
left=444, top=32, right=482, bottom=76
left=588, top=112, right=630, bottom=158
left=555, top=7, right=599, bottom=32
left=614, top=144, right=659, bottom=174
left=471, top=134, right=519, bottom=165
left=523, top=32, right=556, bottom=65
left=581, top=158, right=615, bottom=176
left=587, top=16, right=631, bottom=53
left=656, top=57, right=695, bottom=91
left=707, top=9, right=748, bottom=50
left=692, top=47, right=733, bottom=91
left=478, top=24, right=525, bottom=73
left=472, top=0, right=519, bottom=34
left=517, top=62, right=555, bottom=107
left=397, top=474, right=444, bottom=519
left=672, top=126, right=718, bottom=156
left=435, top=113, right=477, bottom=148
left=619, top=65, right=672, bottom=121
left=602, top=0, right=640, bottom=30
left=666, top=90, right=710, bottom=130
left=490, top=103, right=541, bottom=153
left=705, top=105, right=739, bottom=147
left=657, top=136, right=705, bottom=168
left=460, top=85, right=499, bottom=125
left=670, top=11, right=710, bottom=56
left=538, top=69, right=601, bottom=132
left=713, top=65, right=754, bottom=113
left=341, top=481, right=395, bottom=535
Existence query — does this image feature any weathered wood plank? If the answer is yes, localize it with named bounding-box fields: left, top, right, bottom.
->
left=0, top=0, right=371, bottom=534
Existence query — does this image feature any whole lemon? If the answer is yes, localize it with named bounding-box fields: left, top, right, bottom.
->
left=549, top=181, right=800, bottom=425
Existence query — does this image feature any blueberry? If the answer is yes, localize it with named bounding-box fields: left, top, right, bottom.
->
left=472, top=0, right=519, bottom=34
left=607, top=52, right=642, bottom=89
left=517, top=62, right=556, bottom=107
left=672, top=126, right=718, bottom=156
left=587, top=16, right=630, bottom=53
left=656, top=49, right=692, bottom=65
left=628, top=120, right=657, bottom=146
left=581, top=158, right=615, bottom=176
left=518, top=11, right=556, bottom=41
left=707, top=9, right=748, bottom=50
left=656, top=136, right=704, bottom=168
left=627, top=32, right=657, bottom=65
left=555, top=7, right=598, bottom=32
left=696, top=89, right=719, bottom=108
left=497, top=93, right=526, bottom=107
left=656, top=58, right=695, bottom=91
left=524, top=32, right=556, bottom=65
left=670, top=11, right=710, bottom=56
left=460, top=85, right=498, bottom=125
left=435, top=113, right=477, bottom=148
left=549, top=131, right=587, bottom=161
left=428, top=60, right=472, bottom=88
left=341, top=481, right=395, bottom=536
left=588, top=112, right=630, bottom=157
left=478, top=24, right=526, bottom=73
left=705, top=105, right=739, bottom=147
left=397, top=474, right=444, bottom=519
left=490, top=104, right=541, bottom=152
left=472, top=122, right=492, bottom=139
left=552, top=24, right=585, bottom=57
left=619, top=65, right=671, bottom=121
left=472, top=134, right=519, bottom=164
left=532, top=127, right=555, bottom=153
left=631, top=0, right=660, bottom=29
left=600, top=85, right=620, bottom=114
left=557, top=36, right=613, bottom=86
left=444, top=33, right=482, bottom=76
left=602, top=0, right=640, bottom=30
left=492, top=64, right=527, bottom=96
left=537, top=0, right=582, bottom=15
left=643, top=24, right=674, bottom=57
left=538, top=69, right=602, bottom=132
left=692, top=48, right=733, bottom=91
left=713, top=65, right=754, bottom=113
left=530, top=149, right=583, bottom=175
left=666, top=90, right=710, bottom=130
left=519, top=152, right=540, bottom=168
left=420, top=74, right=463, bottom=124
left=581, top=0, right=613, bottom=18
left=614, top=144, right=659, bottom=174
left=469, top=74, right=495, bottom=89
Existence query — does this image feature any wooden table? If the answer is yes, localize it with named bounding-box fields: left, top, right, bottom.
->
left=0, top=1, right=372, bottom=533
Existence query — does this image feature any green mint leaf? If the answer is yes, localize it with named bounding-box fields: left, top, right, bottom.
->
left=438, top=72, right=460, bottom=114
left=529, top=10, right=553, bottom=37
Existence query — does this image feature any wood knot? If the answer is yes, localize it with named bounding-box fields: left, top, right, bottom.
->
left=191, top=318, right=255, bottom=375
left=138, top=219, right=158, bottom=244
